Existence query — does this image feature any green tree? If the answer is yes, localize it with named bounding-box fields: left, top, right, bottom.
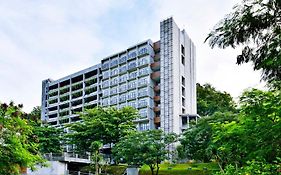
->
left=113, top=130, right=177, bottom=175
left=0, top=102, right=44, bottom=175
left=205, top=0, right=281, bottom=83
left=197, top=83, right=236, bottom=116
left=28, top=106, right=63, bottom=154
left=67, top=106, right=138, bottom=154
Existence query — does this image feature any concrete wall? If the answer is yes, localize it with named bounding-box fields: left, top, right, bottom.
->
left=27, top=161, right=67, bottom=175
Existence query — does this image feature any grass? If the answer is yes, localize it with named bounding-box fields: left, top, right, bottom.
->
left=139, top=162, right=219, bottom=175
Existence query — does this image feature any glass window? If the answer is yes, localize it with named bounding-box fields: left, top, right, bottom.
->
left=102, top=98, right=109, bottom=106
left=119, top=103, right=127, bottom=109
left=119, top=74, right=127, bottom=83
left=139, top=108, right=147, bottom=118
left=110, top=68, right=118, bottom=77
left=119, top=55, right=127, bottom=64
left=119, top=84, right=127, bottom=93
left=138, top=87, right=148, bottom=97
left=128, top=71, right=138, bottom=80
left=110, top=87, right=118, bottom=95
left=102, top=80, right=109, bottom=88
left=119, top=94, right=127, bottom=103
left=102, top=61, right=109, bottom=70
left=138, top=98, right=148, bottom=108
left=128, top=51, right=137, bottom=59
left=128, top=61, right=137, bottom=70
left=128, top=101, right=137, bottom=108
left=110, top=96, right=118, bottom=105
left=110, top=58, right=118, bottom=67
left=138, top=56, right=151, bottom=66
left=102, top=71, right=110, bottom=79
left=127, top=90, right=137, bottom=100
left=139, top=122, right=149, bottom=131
left=128, top=80, right=137, bottom=90
left=110, top=77, right=118, bottom=86
left=119, top=65, right=127, bottom=74
left=138, top=77, right=148, bottom=87
left=139, top=67, right=150, bottom=77
left=103, top=89, right=110, bottom=97
left=138, top=47, right=148, bottom=56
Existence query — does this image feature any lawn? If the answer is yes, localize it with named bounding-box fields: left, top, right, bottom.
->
left=139, top=162, right=219, bottom=175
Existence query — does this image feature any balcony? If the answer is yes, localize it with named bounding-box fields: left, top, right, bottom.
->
left=151, top=71, right=160, bottom=82
left=154, top=85, right=160, bottom=92
left=153, top=106, right=160, bottom=113
left=153, top=41, right=160, bottom=52
left=154, top=96, right=160, bottom=103
left=154, top=116, right=160, bottom=124
left=154, top=53, right=160, bottom=62
left=151, top=61, right=160, bottom=71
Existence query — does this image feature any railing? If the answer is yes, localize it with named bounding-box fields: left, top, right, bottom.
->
left=43, top=153, right=91, bottom=163
left=67, top=170, right=93, bottom=175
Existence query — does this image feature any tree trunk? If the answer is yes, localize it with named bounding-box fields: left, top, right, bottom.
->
left=95, top=151, right=99, bottom=175
left=156, top=164, right=160, bottom=175
left=149, top=165, right=154, bottom=175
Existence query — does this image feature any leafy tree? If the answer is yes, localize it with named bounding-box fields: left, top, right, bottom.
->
left=0, top=102, right=44, bottom=175
left=113, top=130, right=177, bottom=175
left=205, top=0, right=281, bottom=83
left=67, top=106, right=138, bottom=154
left=28, top=106, right=63, bottom=154
left=178, top=112, right=237, bottom=163
left=197, top=83, right=236, bottom=116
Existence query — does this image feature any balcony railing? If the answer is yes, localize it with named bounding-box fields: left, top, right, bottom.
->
left=151, top=61, right=160, bottom=71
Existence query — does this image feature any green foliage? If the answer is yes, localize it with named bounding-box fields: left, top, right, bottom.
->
left=196, top=83, right=236, bottom=116
left=113, top=130, right=177, bottom=175
left=178, top=112, right=237, bottom=162
left=66, top=106, right=138, bottom=154
left=0, top=103, right=44, bottom=175
left=206, top=0, right=281, bottom=83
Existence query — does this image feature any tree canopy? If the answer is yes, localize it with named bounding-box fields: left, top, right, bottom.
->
left=0, top=103, right=44, bottom=175
left=113, top=130, right=177, bottom=175
left=206, top=0, right=281, bottom=83
left=197, top=83, right=236, bottom=116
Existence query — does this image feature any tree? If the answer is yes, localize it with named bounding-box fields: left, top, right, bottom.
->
left=197, top=83, right=236, bottom=116
left=28, top=106, right=63, bottom=154
left=178, top=112, right=237, bottom=163
left=113, top=130, right=177, bottom=175
left=205, top=0, right=281, bottom=83
left=67, top=106, right=138, bottom=154
left=0, top=102, right=44, bottom=175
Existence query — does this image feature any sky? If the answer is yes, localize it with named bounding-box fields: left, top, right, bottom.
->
left=0, top=0, right=264, bottom=112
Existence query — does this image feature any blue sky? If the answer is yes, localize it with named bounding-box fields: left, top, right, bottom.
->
left=0, top=0, right=264, bottom=112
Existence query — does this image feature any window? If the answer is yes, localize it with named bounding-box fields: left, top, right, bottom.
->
left=181, top=44, right=185, bottom=55
left=138, top=56, right=151, bottom=66
left=110, top=58, right=118, bottom=67
left=102, top=80, right=109, bottom=88
left=182, top=97, right=185, bottom=106
left=138, top=87, right=148, bottom=97
left=119, top=84, right=127, bottom=93
left=139, top=108, right=147, bottom=118
left=102, top=61, right=109, bottom=70
left=181, top=55, right=185, bottom=65
left=110, top=96, right=118, bottom=105
left=139, top=122, right=149, bottom=131
left=182, top=87, right=185, bottom=97
left=128, top=101, right=137, bottom=108
left=139, top=67, right=150, bottom=77
left=128, top=61, right=137, bottom=70
left=119, top=74, right=127, bottom=83
left=127, top=90, right=137, bottom=100
left=102, top=98, right=109, bottom=106
left=119, top=94, right=127, bottom=103
left=119, top=103, right=127, bottom=109
left=182, top=76, right=185, bottom=86
left=138, top=77, right=148, bottom=87
left=128, top=80, right=137, bottom=90
left=103, top=89, right=110, bottom=97
left=102, top=71, right=110, bottom=79
left=110, top=68, right=118, bottom=77
left=138, top=98, right=148, bottom=108
left=119, top=55, right=127, bottom=64
left=110, top=77, right=118, bottom=86
left=119, top=65, right=127, bottom=74
left=110, top=87, right=118, bottom=95
left=138, top=47, right=148, bottom=56
left=128, top=71, right=138, bottom=80
left=182, top=108, right=185, bottom=114
left=128, top=51, right=137, bottom=59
